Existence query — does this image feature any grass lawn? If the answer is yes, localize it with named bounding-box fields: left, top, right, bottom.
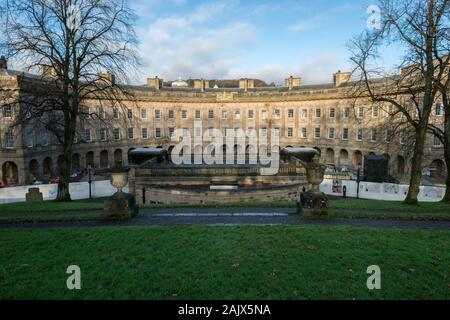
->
left=0, top=201, right=103, bottom=213
left=0, top=226, right=448, bottom=300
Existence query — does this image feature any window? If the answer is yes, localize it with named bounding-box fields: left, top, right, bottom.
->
left=372, top=106, right=379, bottom=117
left=141, top=108, right=147, bottom=119
left=113, top=128, right=121, bottom=141
left=434, top=136, right=443, bottom=147
left=248, top=110, right=254, bottom=119
left=357, top=128, right=363, bottom=141
left=300, top=128, right=307, bottom=139
left=287, top=127, right=293, bottom=137
left=4, top=130, right=13, bottom=148
left=208, top=110, right=214, bottom=119
left=274, top=109, right=281, bottom=119
left=42, top=132, right=50, bottom=146
left=2, top=105, right=12, bottom=118
left=260, top=128, right=267, bottom=137
left=127, top=109, right=133, bottom=119
left=328, top=128, right=335, bottom=139
left=235, top=110, right=241, bottom=120
left=155, top=109, right=161, bottom=120
left=371, top=128, right=377, bottom=142
left=288, top=109, right=294, bottom=118
left=183, top=128, right=189, bottom=137
left=385, top=128, right=392, bottom=143
left=195, top=127, right=202, bottom=137
left=436, top=102, right=444, bottom=116
left=261, top=110, right=267, bottom=120
left=273, top=128, right=280, bottom=137
left=195, top=110, right=201, bottom=119
left=83, top=106, right=91, bottom=120
left=155, top=128, right=161, bottom=138
left=342, top=128, right=349, bottom=140
left=222, top=110, right=228, bottom=119
left=113, top=108, right=119, bottom=119
left=329, top=108, right=336, bottom=118
left=100, top=128, right=107, bottom=141
left=168, top=110, right=175, bottom=120
left=207, top=127, right=214, bottom=137
left=314, top=127, right=321, bottom=139
left=168, top=127, right=174, bottom=138
left=141, top=128, right=148, bottom=139
left=343, top=107, right=351, bottom=118
left=357, top=107, right=364, bottom=118
left=98, top=107, right=106, bottom=120
left=127, top=128, right=134, bottom=140
left=301, top=109, right=308, bottom=119
left=85, top=129, right=92, bottom=142
left=182, top=110, right=188, bottom=119
left=315, top=108, right=321, bottom=118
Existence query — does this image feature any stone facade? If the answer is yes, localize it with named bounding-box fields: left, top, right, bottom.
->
left=0, top=65, right=447, bottom=186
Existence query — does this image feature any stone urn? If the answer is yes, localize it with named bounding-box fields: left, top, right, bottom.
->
left=102, top=166, right=138, bottom=220
left=110, top=169, right=129, bottom=196
left=306, top=154, right=326, bottom=193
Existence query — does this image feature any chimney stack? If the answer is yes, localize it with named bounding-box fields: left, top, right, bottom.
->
left=98, top=73, right=116, bottom=85
left=147, top=76, right=163, bottom=90
left=284, top=76, right=301, bottom=90
left=42, top=65, right=58, bottom=78
left=0, top=56, right=7, bottom=70
left=239, top=79, right=254, bottom=92
left=194, top=79, right=210, bottom=92
left=333, top=71, right=351, bottom=87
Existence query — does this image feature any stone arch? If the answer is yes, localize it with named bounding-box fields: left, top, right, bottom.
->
left=2, top=161, right=19, bottom=186
left=114, top=149, right=123, bottom=166
left=339, top=149, right=349, bottom=167
left=100, top=150, right=109, bottom=169
left=43, top=157, right=53, bottom=177
left=430, top=159, right=446, bottom=178
left=72, top=153, right=81, bottom=172
left=86, top=151, right=94, bottom=169
left=28, top=159, right=39, bottom=181
left=353, top=150, right=363, bottom=168
left=397, top=155, right=405, bottom=176
left=325, top=148, right=335, bottom=166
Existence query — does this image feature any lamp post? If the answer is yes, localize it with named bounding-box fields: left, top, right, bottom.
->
left=88, top=165, right=92, bottom=199
left=356, top=162, right=362, bottom=199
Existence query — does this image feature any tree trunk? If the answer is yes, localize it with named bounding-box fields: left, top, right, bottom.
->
left=56, top=116, right=75, bottom=202
left=441, top=107, right=450, bottom=202
left=404, top=125, right=427, bottom=204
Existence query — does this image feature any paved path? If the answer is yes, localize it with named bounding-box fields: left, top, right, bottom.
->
left=1, top=207, right=450, bottom=230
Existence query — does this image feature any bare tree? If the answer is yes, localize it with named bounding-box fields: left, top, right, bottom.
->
left=349, top=0, right=449, bottom=204
left=0, top=0, right=139, bottom=201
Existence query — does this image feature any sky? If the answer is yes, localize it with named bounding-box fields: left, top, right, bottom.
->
left=130, top=0, right=403, bottom=85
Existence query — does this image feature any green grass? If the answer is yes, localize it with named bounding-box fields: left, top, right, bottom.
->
left=331, top=199, right=450, bottom=213
left=0, top=212, right=101, bottom=223
left=0, top=226, right=448, bottom=300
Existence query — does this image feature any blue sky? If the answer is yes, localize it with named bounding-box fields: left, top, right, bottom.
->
left=130, top=0, right=403, bottom=85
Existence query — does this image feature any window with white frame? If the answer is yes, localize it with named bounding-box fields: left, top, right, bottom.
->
left=314, top=127, right=321, bottom=139
left=385, top=128, right=393, bottom=143
left=261, top=110, right=267, bottom=120
left=371, top=128, right=377, bottom=142
left=342, top=128, right=349, bottom=140
left=222, top=110, right=228, bottom=119
left=235, top=110, right=241, bottom=120
left=328, top=127, right=335, bottom=139
left=181, top=110, right=188, bottom=119
left=208, top=110, right=214, bottom=119
left=288, top=109, right=294, bottom=118
left=168, top=110, right=175, bottom=120
left=195, top=110, right=201, bottom=119
left=98, top=107, right=106, bottom=120
left=2, top=104, right=12, bottom=118
left=356, top=128, right=363, bottom=141
left=329, top=108, right=336, bottom=118
left=127, top=128, right=134, bottom=140
left=300, top=127, right=307, bottom=139
left=141, top=128, right=148, bottom=139
left=273, top=128, right=280, bottom=137
left=85, top=129, right=92, bottom=142
left=113, top=128, right=121, bottom=141
left=357, top=106, right=364, bottom=118
left=274, top=109, right=281, bottom=119
left=183, top=128, right=189, bottom=137
left=287, top=127, right=294, bottom=137
left=4, top=130, right=13, bottom=148
left=343, top=107, right=351, bottom=118
left=260, top=127, right=267, bottom=137
left=155, top=128, right=161, bottom=138
left=100, top=128, right=107, bottom=141
left=195, top=127, right=202, bottom=137
left=315, top=108, right=321, bottom=118
left=248, top=110, right=254, bottom=119
left=127, top=109, right=133, bottom=119
left=372, top=106, right=379, bottom=117
left=141, top=108, right=147, bottom=119
left=155, top=109, right=161, bottom=120
left=436, top=102, right=444, bottom=116
left=113, top=108, right=119, bottom=119
left=168, top=127, right=174, bottom=138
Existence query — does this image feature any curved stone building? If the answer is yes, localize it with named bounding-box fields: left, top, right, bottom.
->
left=0, top=60, right=446, bottom=186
